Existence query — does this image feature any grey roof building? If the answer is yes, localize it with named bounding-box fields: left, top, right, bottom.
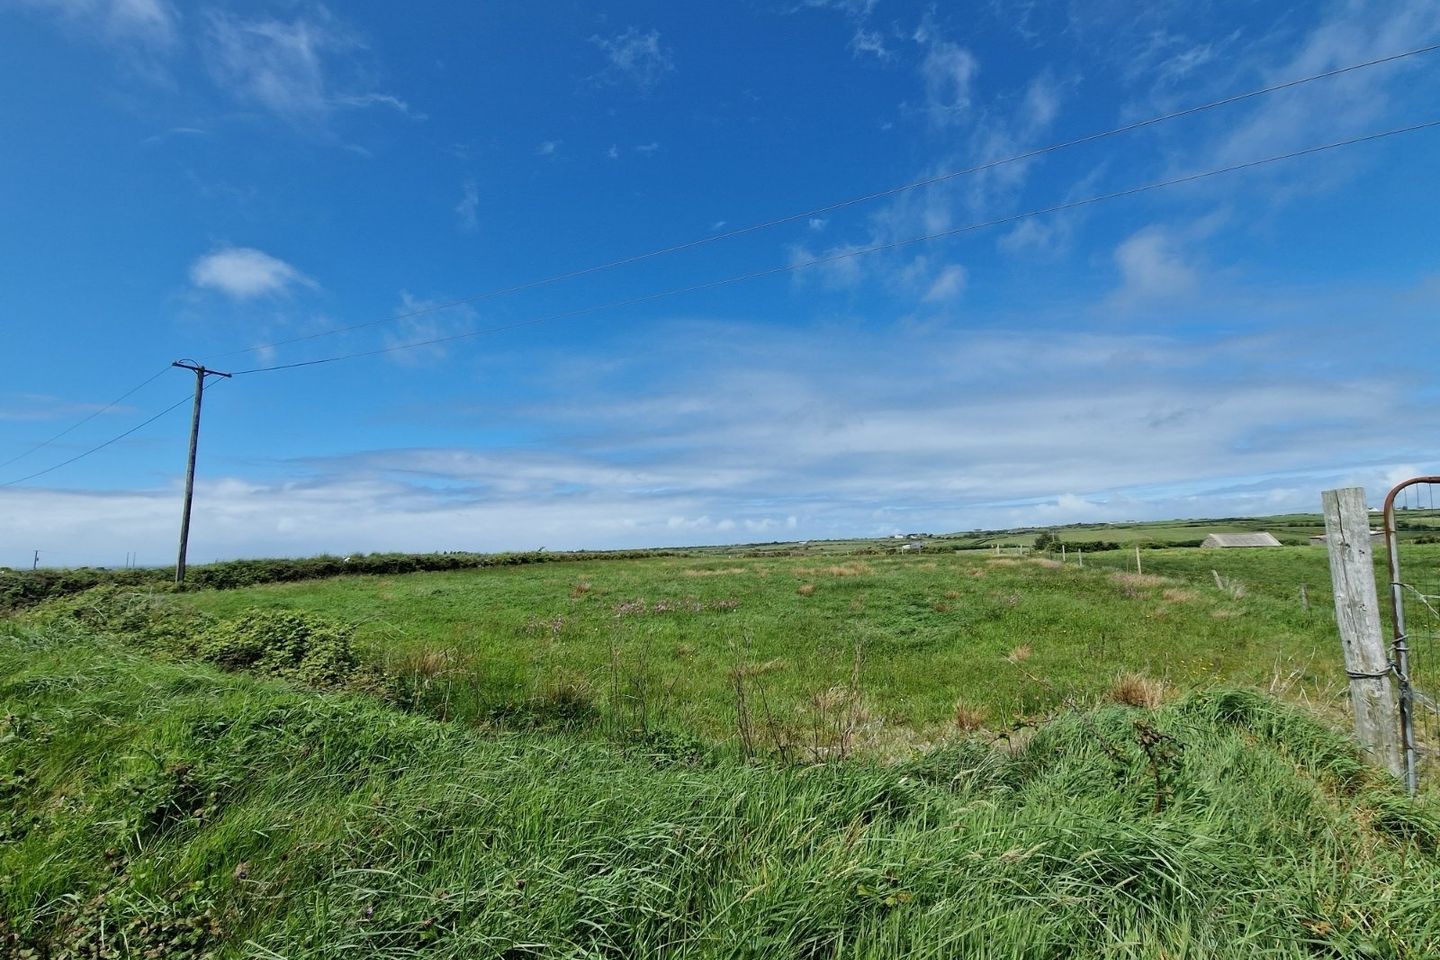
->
left=1201, top=532, right=1282, bottom=548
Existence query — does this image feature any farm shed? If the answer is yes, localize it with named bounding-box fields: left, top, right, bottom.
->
left=1201, top=532, right=1282, bottom=548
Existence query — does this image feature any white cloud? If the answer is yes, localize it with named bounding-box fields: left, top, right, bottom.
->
left=205, top=12, right=334, bottom=120
left=189, top=247, right=313, bottom=299
left=1110, top=225, right=1203, bottom=307
left=12, top=0, right=177, bottom=50
left=605, top=144, right=620, bottom=160
left=790, top=0, right=877, bottom=19
left=331, top=92, right=424, bottom=119
left=204, top=8, right=416, bottom=125
left=0, top=393, right=132, bottom=422
left=635, top=141, right=661, bottom=155
left=918, top=40, right=979, bottom=127
left=10, top=308, right=1437, bottom=565
left=455, top=180, right=478, bottom=232
left=380, top=292, right=476, bottom=367
left=850, top=28, right=891, bottom=60
left=536, top=140, right=559, bottom=156
left=922, top=264, right=968, bottom=303
left=590, top=27, right=674, bottom=91
left=1200, top=2, right=1440, bottom=170
left=787, top=242, right=866, bottom=289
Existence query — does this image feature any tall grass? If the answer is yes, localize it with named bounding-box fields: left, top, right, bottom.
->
left=3, top=622, right=1439, bottom=958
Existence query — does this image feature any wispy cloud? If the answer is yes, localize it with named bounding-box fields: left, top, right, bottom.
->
left=380, top=292, right=476, bottom=367
left=787, top=0, right=878, bottom=22
left=1110, top=226, right=1198, bottom=306
left=590, top=27, right=674, bottom=91
left=849, top=28, right=891, bottom=61
left=203, top=7, right=418, bottom=126
left=331, top=92, right=424, bottom=119
left=189, top=247, right=314, bottom=299
left=141, top=125, right=208, bottom=145
left=1108, top=212, right=1228, bottom=310
left=455, top=180, right=479, bottom=231
left=12, top=0, right=178, bottom=50
left=917, top=39, right=979, bottom=128
left=1202, top=1, right=1440, bottom=170
left=921, top=263, right=967, bottom=303
left=0, top=393, right=134, bottom=422
left=535, top=140, right=560, bottom=156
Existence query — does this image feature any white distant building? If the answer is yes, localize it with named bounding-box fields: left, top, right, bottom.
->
left=1201, top=532, right=1282, bottom=548
left=1309, top=531, right=1385, bottom=546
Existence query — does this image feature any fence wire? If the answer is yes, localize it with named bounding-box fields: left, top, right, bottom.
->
left=1383, top=480, right=1440, bottom=793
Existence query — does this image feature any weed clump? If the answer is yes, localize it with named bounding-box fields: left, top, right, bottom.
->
left=196, top=610, right=359, bottom=689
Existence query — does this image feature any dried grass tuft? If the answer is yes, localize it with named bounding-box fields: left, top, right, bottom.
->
left=795, top=562, right=874, bottom=578
left=1110, top=572, right=1168, bottom=590
left=1108, top=672, right=1167, bottom=709
left=952, top=700, right=988, bottom=731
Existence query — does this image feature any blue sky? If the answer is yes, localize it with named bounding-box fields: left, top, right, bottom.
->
left=2, top=0, right=1440, bottom=567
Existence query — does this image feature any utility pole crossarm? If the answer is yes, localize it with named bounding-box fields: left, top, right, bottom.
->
left=172, top=360, right=231, bottom=584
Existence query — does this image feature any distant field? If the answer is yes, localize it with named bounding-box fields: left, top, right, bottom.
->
left=171, top=545, right=1375, bottom=751
left=695, top=508, right=1440, bottom=553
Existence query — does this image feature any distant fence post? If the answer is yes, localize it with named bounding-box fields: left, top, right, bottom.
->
left=1321, top=487, right=1402, bottom=777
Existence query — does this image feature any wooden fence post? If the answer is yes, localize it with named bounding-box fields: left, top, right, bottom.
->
left=1321, top=487, right=1402, bottom=776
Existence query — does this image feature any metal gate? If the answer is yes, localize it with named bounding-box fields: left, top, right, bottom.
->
left=1382, top=477, right=1440, bottom=793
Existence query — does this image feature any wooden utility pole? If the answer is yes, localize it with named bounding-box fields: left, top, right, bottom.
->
left=1321, top=487, right=1402, bottom=776
left=172, top=361, right=230, bottom=584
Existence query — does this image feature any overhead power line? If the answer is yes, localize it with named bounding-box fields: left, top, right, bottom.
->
left=211, top=41, right=1440, bottom=363
left=0, top=366, right=172, bottom=470
left=0, top=391, right=203, bottom=489
left=228, top=118, right=1440, bottom=376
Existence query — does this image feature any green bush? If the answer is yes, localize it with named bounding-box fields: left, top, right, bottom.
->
left=196, top=610, right=358, bottom=689
left=26, top=585, right=210, bottom=655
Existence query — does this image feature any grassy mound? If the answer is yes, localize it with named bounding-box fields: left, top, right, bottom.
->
left=3, top=623, right=1439, bottom=958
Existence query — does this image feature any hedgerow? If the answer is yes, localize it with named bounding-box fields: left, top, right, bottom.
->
left=0, top=549, right=676, bottom=612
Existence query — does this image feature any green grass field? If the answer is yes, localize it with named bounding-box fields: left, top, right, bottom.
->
left=4, top=625, right=1440, bottom=958
left=8, top=538, right=1440, bottom=956
left=155, top=546, right=1366, bottom=752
